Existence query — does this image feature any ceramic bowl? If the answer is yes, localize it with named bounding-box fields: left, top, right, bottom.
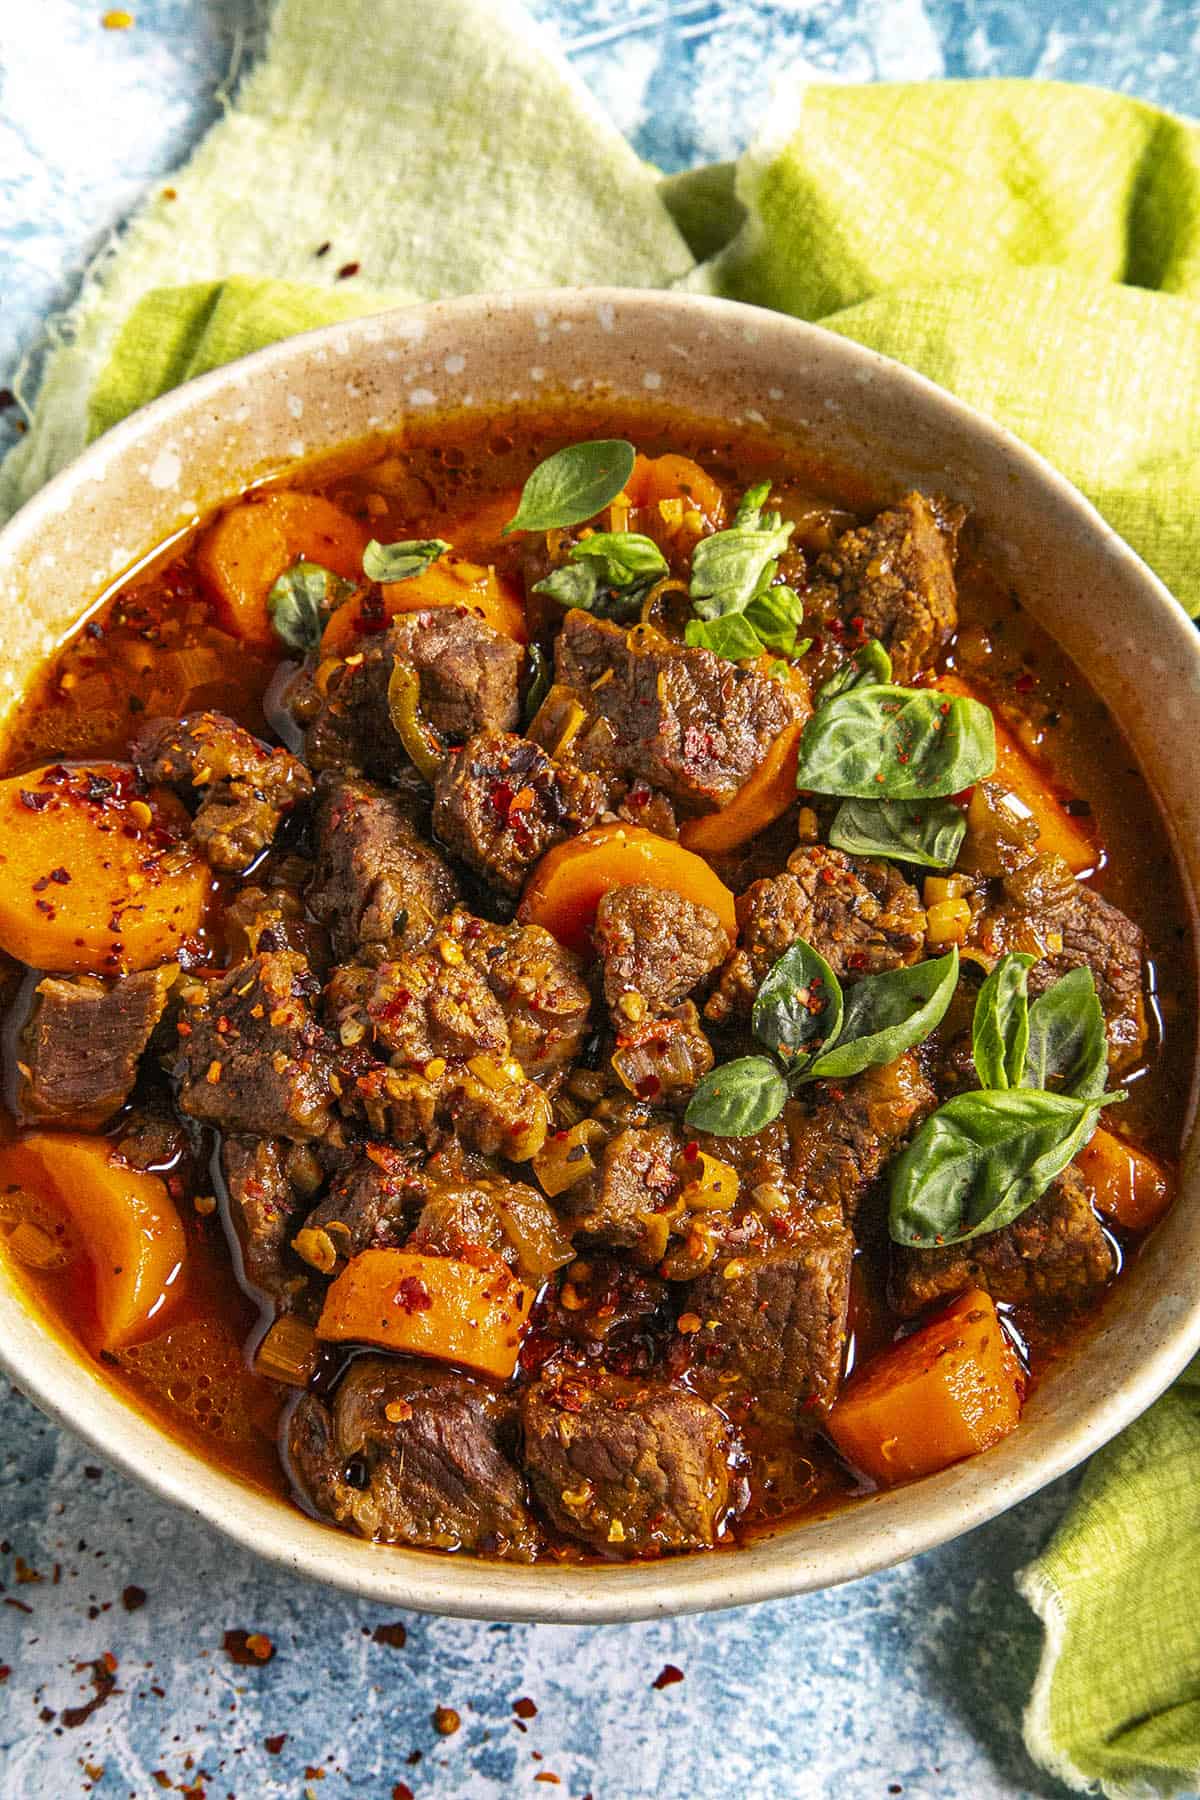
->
left=0, top=289, right=1196, bottom=1622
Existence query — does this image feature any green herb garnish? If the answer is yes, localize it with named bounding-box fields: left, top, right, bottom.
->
left=795, top=682, right=996, bottom=800
left=266, top=560, right=350, bottom=653
left=533, top=531, right=668, bottom=621
left=504, top=440, right=636, bottom=534
left=362, top=538, right=449, bottom=583
left=828, top=795, right=967, bottom=869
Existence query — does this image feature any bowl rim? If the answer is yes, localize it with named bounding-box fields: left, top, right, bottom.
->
left=0, top=284, right=1198, bottom=1623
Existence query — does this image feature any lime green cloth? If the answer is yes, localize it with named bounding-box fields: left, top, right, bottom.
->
left=4, top=16, right=1200, bottom=1795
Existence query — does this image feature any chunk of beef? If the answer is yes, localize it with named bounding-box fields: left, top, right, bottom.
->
left=133, top=710, right=312, bottom=873
left=347, top=1060, right=552, bottom=1163
left=432, top=729, right=605, bottom=897
left=521, top=1371, right=731, bottom=1553
left=788, top=1053, right=937, bottom=1223
left=409, top=1169, right=571, bottom=1281
left=307, top=774, right=460, bottom=959
left=685, top=1223, right=854, bottom=1420
left=326, top=940, right=510, bottom=1066
left=805, top=492, right=961, bottom=683
left=18, top=965, right=175, bottom=1128
left=453, top=913, right=591, bottom=1079
left=222, top=1136, right=307, bottom=1306
left=892, top=1164, right=1115, bottom=1314
left=555, top=610, right=809, bottom=812
left=299, top=1144, right=423, bottom=1263
left=289, top=1356, right=538, bottom=1559
left=708, top=845, right=927, bottom=1023
left=557, top=1123, right=681, bottom=1263
left=971, top=854, right=1147, bottom=1071
left=595, top=884, right=731, bottom=1016
left=302, top=608, right=522, bottom=778
left=175, top=951, right=337, bottom=1141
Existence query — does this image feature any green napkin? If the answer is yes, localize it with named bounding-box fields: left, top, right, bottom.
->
left=4, top=13, right=1200, bottom=1793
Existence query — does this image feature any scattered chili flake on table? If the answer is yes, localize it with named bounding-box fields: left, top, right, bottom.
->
left=372, top=1620, right=408, bottom=1648
left=121, top=1583, right=147, bottom=1611
left=652, top=1663, right=685, bottom=1690
left=513, top=1695, right=538, bottom=1719
left=433, top=1704, right=461, bottom=1736
left=392, top=1785, right=414, bottom=1800
left=264, top=1733, right=287, bottom=1754
left=222, top=1628, right=275, bottom=1664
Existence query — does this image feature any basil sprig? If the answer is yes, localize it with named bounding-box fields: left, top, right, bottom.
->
left=889, top=953, right=1120, bottom=1247
left=267, top=560, right=351, bottom=653
left=686, top=940, right=959, bottom=1137
left=816, top=639, right=893, bottom=703
left=828, top=795, right=966, bottom=869
left=685, top=482, right=806, bottom=661
left=362, top=538, right=450, bottom=583
left=795, top=681, right=996, bottom=799
left=504, top=440, right=636, bottom=534
left=533, top=531, right=668, bottom=621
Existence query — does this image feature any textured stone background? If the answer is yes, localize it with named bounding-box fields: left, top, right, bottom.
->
left=0, top=4, right=1196, bottom=1796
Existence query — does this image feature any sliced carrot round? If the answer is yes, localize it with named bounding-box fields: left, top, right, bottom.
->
left=196, top=492, right=371, bottom=647
left=518, top=823, right=737, bottom=955
left=321, top=556, right=528, bottom=654
left=315, top=1248, right=535, bottom=1380
left=0, top=1134, right=186, bottom=1350
left=680, top=721, right=804, bottom=854
left=624, top=453, right=725, bottom=525
left=0, top=763, right=209, bottom=974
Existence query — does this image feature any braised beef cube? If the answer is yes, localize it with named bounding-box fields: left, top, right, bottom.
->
left=175, top=951, right=336, bottom=1141
left=464, top=916, right=592, bottom=1079
left=307, top=774, right=460, bottom=959
left=301, top=642, right=403, bottom=781
left=112, top=1105, right=189, bottom=1172
left=521, top=1372, right=732, bottom=1553
left=611, top=1001, right=714, bottom=1103
left=971, top=853, right=1147, bottom=1073
left=805, top=492, right=961, bottom=683
left=408, top=1170, right=569, bottom=1281
left=558, top=1123, right=681, bottom=1264
left=595, top=884, right=730, bottom=1016
left=788, top=1053, right=937, bottom=1224
left=432, top=729, right=604, bottom=897
left=289, top=1356, right=538, bottom=1559
left=892, top=1164, right=1115, bottom=1314
left=686, top=1224, right=854, bottom=1419
left=298, top=1145, right=424, bottom=1266
left=386, top=609, right=523, bottom=741
left=707, top=846, right=926, bottom=1023
left=348, top=1061, right=551, bottom=1163
left=133, top=710, right=312, bottom=873
left=222, top=1136, right=307, bottom=1306
left=555, top=610, right=808, bottom=811
left=18, top=965, right=176, bottom=1128
left=326, top=941, right=509, bottom=1067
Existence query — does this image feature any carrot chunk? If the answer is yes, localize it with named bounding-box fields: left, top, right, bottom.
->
left=1077, top=1126, right=1173, bottom=1233
left=828, top=1289, right=1023, bottom=1485
left=321, top=555, right=528, bottom=654
left=679, top=720, right=805, bottom=854
left=0, top=763, right=208, bottom=974
left=196, top=492, right=370, bottom=647
left=518, top=823, right=737, bottom=955
left=0, top=1134, right=186, bottom=1350
left=623, top=453, right=725, bottom=525
left=315, top=1248, right=535, bottom=1380
left=937, top=673, right=1099, bottom=874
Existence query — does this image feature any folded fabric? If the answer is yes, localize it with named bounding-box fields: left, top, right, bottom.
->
left=4, top=14, right=1200, bottom=1795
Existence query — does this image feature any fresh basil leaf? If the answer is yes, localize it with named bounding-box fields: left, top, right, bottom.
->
left=266, top=560, right=348, bottom=653
left=684, top=1055, right=789, bottom=1137
left=503, top=440, right=636, bottom=534
left=752, top=939, right=844, bottom=1064
left=362, top=538, right=450, bottom=583
left=795, top=683, right=996, bottom=799
left=803, top=948, right=960, bottom=1083
left=733, top=481, right=771, bottom=528
left=533, top=561, right=600, bottom=611
left=567, top=531, right=668, bottom=586
left=744, top=583, right=805, bottom=654
left=1024, top=967, right=1108, bottom=1100
left=689, top=512, right=794, bottom=620
left=684, top=613, right=766, bottom=662
left=972, top=952, right=1034, bottom=1090
left=815, top=639, right=893, bottom=706
left=522, top=642, right=552, bottom=728
left=828, top=795, right=966, bottom=869
left=889, top=1086, right=1119, bottom=1247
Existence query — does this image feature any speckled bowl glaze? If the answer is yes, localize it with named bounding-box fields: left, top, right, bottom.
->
left=0, top=290, right=1196, bottom=1623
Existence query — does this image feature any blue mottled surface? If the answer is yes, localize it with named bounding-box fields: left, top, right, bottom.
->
left=0, top=4, right=1195, bottom=1796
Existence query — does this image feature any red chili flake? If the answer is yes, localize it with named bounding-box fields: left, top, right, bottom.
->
left=682, top=1140, right=699, bottom=1163
left=222, top=1628, right=275, bottom=1665
left=0, top=1666, right=10, bottom=1683
left=393, top=1787, right=414, bottom=1800
left=372, top=1621, right=408, bottom=1649
left=18, top=789, right=49, bottom=812
left=635, top=1074, right=662, bottom=1099
left=1015, top=671, right=1036, bottom=693
left=513, top=1696, right=538, bottom=1719
left=337, top=261, right=360, bottom=279
left=0, top=389, right=14, bottom=410
left=315, top=240, right=331, bottom=257
left=264, top=1734, right=287, bottom=1755
left=652, top=1663, right=685, bottom=1690
left=62, top=1657, right=118, bottom=1728
left=121, top=1584, right=146, bottom=1611
left=433, top=1704, right=461, bottom=1736
left=394, top=1276, right=433, bottom=1315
